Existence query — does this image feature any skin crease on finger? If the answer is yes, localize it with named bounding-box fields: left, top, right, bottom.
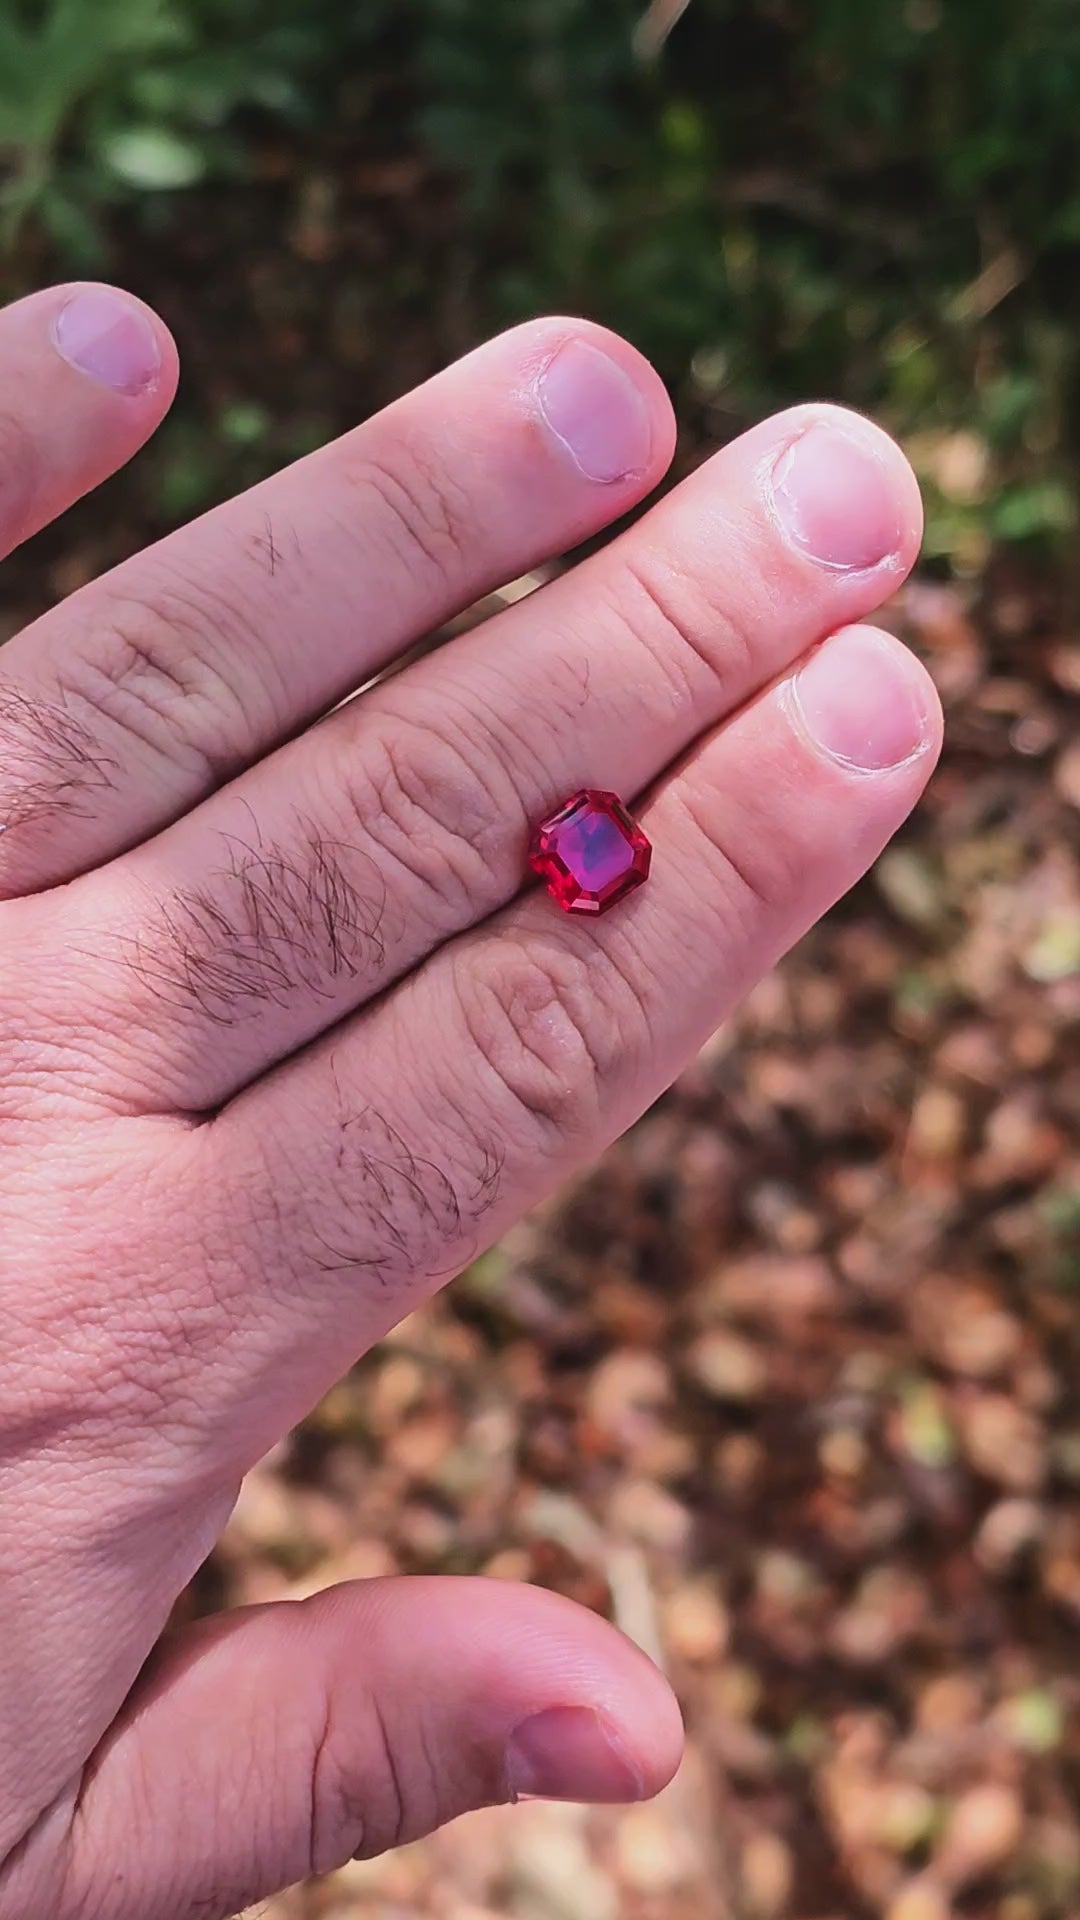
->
left=0, top=290, right=940, bottom=1920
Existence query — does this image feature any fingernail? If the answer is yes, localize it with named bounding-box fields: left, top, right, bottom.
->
left=537, top=339, right=653, bottom=483
left=791, top=627, right=931, bottom=771
left=52, top=289, right=161, bottom=397
left=506, top=1706, right=646, bottom=1804
left=769, top=422, right=903, bottom=571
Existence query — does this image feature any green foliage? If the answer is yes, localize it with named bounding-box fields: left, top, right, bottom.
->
left=392, top=0, right=1080, bottom=556
left=3, top=0, right=1080, bottom=552
left=0, top=0, right=376, bottom=255
left=0, top=0, right=172, bottom=244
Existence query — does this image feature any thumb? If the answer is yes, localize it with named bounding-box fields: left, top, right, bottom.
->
left=37, top=1577, right=683, bottom=1920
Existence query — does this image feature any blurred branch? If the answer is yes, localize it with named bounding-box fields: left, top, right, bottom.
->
left=728, top=167, right=922, bottom=258
left=948, top=243, right=1029, bottom=323
left=634, top=0, right=694, bottom=60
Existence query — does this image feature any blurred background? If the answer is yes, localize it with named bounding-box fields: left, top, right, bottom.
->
left=1, top=3, right=1078, bottom=1917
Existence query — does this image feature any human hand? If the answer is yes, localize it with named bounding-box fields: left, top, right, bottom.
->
left=0, top=283, right=938, bottom=1919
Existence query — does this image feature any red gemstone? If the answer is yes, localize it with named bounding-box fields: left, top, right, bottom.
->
left=529, top=789, right=652, bottom=915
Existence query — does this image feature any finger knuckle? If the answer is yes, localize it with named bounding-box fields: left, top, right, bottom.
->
left=307, top=1700, right=374, bottom=1870
left=342, top=435, right=473, bottom=588
left=453, top=935, right=640, bottom=1152
left=342, top=712, right=509, bottom=924
left=616, top=543, right=756, bottom=713
left=310, top=1688, right=416, bottom=1867
left=675, top=776, right=804, bottom=919
left=58, top=568, right=262, bottom=787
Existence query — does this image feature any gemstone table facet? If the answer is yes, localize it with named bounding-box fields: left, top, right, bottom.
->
left=528, top=789, right=651, bottom=915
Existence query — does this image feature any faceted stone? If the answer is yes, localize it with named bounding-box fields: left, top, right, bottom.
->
left=529, top=789, right=651, bottom=915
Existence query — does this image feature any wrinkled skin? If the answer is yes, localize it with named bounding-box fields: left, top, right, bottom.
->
left=0, top=284, right=938, bottom=1919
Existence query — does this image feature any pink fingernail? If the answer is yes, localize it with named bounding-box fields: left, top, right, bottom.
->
left=505, top=1706, right=646, bottom=1804
left=52, top=289, right=161, bottom=397
left=791, top=627, right=932, bottom=771
left=769, top=422, right=903, bottom=571
left=537, top=339, right=653, bottom=483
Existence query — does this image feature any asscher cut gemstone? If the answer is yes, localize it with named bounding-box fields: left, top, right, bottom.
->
left=529, top=789, right=652, bottom=915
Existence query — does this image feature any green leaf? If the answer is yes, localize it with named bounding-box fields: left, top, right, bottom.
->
left=38, top=179, right=105, bottom=267
left=993, top=480, right=1076, bottom=542
left=1000, top=1689, right=1065, bottom=1754
left=99, top=125, right=208, bottom=189
left=1023, top=908, right=1080, bottom=983
left=898, top=1380, right=956, bottom=1469
left=0, top=21, right=34, bottom=135
left=218, top=401, right=271, bottom=447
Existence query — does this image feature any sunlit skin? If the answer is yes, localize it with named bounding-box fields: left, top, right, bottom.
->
left=0, top=282, right=938, bottom=1920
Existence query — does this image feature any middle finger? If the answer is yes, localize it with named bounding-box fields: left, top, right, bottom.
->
left=39, top=401, right=920, bottom=1112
